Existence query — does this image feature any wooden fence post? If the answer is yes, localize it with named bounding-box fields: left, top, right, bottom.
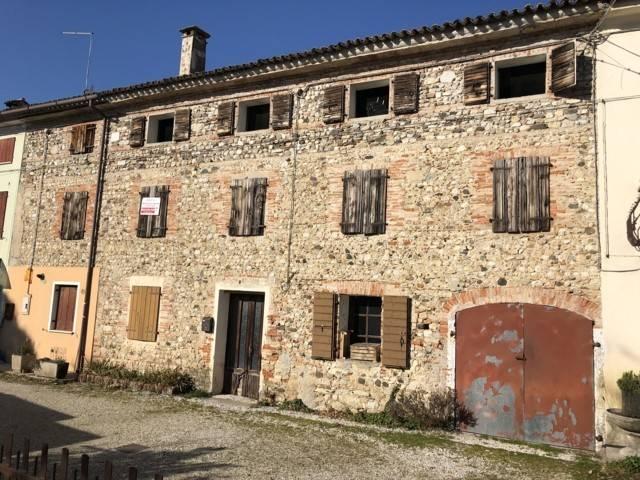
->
left=24, top=438, right=31, bottom=473
left=80, top=454, right=89, bottom=480
left=39, top=443, right=48, bottom=480
left=60, top=448, right=69, bottom=480
left=128, top=466, right=137, bottom=480
left=103, top=460, right=113, bottom=480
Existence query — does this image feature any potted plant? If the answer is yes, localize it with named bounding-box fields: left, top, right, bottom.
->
left=11, top=339, right=36, bottom=373
left=618, top=371, right=640, bottom=418
left=37, top=357, right=69, bottom=379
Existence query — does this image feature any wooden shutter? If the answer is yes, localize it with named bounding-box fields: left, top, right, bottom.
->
left=551, top=42, right=577, bottom=93
left=137, top=186, right=169, bottom=238
left=229, top=178, right=267, bottom=236
left=0, top=138, right=15, bottom=164
left=129, top=117, right=146, bottom=147
left=84, top=124, right=96, bottom=153
left=492, top=159, right=510, bottom=233
left=217, top=102, right=236, bottom=136
left=50, top=285, right=77, bottom=332
left=127, top=286, right=161, bottom=342
left=382, top=296, right=410, bottom=369
left=312, top=292, right=337, bottom=360
left=519, top=157, right=551, bottom=233
left=271, top=94, right=293, bottom=130
left=60, top=191, right=89, bottom=240
left=322, top=85, right=345, bottom=124
left=464, top=63, right=490, bottom=105
left=0, top=192, right=8, bottom=239
left=363, top=169, right=388, bottom=235
left=229, top=180, right=244, bottom=236
left=341, top=171, right=364, bottom=234
left=173, top=109, right=191, bottom=142
left=70, top=125, right=84, bottom=154
left=249, top=178, right=268, bottom=235
left=393, top=73, right=419, bottom=115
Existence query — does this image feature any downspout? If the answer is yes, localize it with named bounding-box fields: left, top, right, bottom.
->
left=74, top=104, right=110, bottom=374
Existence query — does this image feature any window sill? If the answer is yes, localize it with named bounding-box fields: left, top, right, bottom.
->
left=492, top=93, right=549, bottom=104
left=47, top=329, right=75, bottom=335
left=347, top=113, right=391, bottom=123
left=235, top=128, right=271, bottom=136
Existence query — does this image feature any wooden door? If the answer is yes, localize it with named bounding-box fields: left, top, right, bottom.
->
left=223, top=293, right=264, bottom=399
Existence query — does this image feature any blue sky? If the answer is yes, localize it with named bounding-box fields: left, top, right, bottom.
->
left=1, top=0, right=530, bottom=104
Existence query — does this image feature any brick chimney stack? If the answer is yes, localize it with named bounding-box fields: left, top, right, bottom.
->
left=179, top=26, right=210, bottom=76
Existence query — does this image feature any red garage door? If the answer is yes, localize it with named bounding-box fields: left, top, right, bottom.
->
left=455, top=303, right=594, bottom=450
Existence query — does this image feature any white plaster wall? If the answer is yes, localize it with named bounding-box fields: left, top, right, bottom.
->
left=0, top=132, right=24, bottom=265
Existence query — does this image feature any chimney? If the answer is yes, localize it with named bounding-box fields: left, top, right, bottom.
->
left=179, top=26, right=210, bottom=76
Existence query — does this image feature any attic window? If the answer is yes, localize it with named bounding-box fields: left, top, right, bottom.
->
left=350, top=80, right=389, bottom=118
left=496, top=55, right=547, bottom=99
left=147, top=114, right=174, bottom=143
left=238, top=99, right=270, bottom=132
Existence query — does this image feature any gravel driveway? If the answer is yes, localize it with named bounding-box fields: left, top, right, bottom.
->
left=0, top=375, right=598, bottom=479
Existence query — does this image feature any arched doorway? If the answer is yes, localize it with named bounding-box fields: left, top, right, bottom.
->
left=455, top=303, right=594, bottom=450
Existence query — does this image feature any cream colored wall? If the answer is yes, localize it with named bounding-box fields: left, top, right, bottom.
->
left=0, top=132, right=24, bottom=264
left=0, top=266, right=99, bottom=371
left=597, top=5, right=640, bottom=407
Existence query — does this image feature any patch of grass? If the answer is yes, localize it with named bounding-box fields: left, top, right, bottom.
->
left=278, top=399, right=314, bottom=413
left=179, top=389, right=212, bottom=399
left=85, top=360, right=195, bottom=393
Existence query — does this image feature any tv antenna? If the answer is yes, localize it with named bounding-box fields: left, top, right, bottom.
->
left=62, top=31, right=94, bottom=93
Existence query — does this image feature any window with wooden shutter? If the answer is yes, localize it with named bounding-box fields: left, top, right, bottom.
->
left=312, top=292, right=337, bottom=360
left=129, top=117, right=146, bottom=147
left=322, top=85, right=345, bottom=124
left=393, top=73, right=419, bottom=115
left=341, top=169, right=388, bottom=235
left=492, top=157, right=551, bottom=234
left=0, top=138, right=16, bottom=164
left=137, top=186, right=169, bottom=238
left=551, top=42, right=577, bottom=93
left=382, top=296, right=410, bottom=369
left=217, top=102, right=236, bottom=136
left=70, top=124, right=96, bottom=154
left=464, top=63, right=490, bottom=105
left=127, top=286, right=161, bottom=342
left=271, top=94, right=293, bottom=130
left=173, top=109, right=191, bottom=142
left=60, top=191, right=89, bottom=240
left=49, top=284, right=78, bottom=332
left=229, top=178, right=268, bottom=236
left=0, top=191, right=8, bottom=239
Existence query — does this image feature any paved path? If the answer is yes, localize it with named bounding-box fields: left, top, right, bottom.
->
left=0, top=376, right=596, bottom=479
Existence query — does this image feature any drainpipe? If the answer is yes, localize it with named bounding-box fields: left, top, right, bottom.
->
left=74, top=104, right=110, bottom=374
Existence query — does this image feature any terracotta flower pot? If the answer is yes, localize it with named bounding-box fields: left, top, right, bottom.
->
left=621, top=390, right=640, bottom=419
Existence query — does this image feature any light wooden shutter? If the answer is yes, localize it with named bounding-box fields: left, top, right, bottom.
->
left=229, top=180, right=244, bottom=236
left=250, top=178, right=268, bottom=236
left=341, top=171, right=364, bottom=234
left=70, top=125, right=85, bottom=154
left=322, top=85, right=345, bottom=124
left=464, top=63, right=490, bottom=105
left=61, top=191, right=89, bottom=240
left=382, top=296, right=410, bottom=369
left=217, top=102, right=236, bottom=136
left=519, top=157, right=551, bottom=233
left=363, top=169, right=388, bottom=235
left=271, top=94, right=293, bottom=130
left=0, top=138, right=15, bottom=164
left=129, top=117, right=146, bottom=147
left=173, top=109, right=191, bottom=141
left=551, top=42, right=577, bottom=93
left=0, top=191, right=8, bottom=239
left=312, top=292, right=337, bottom=360
left=492, top=159, right=509, bottom=233
left=128, top=286, right=161, bottom=342
left=393, top=73, right=419, bottom=115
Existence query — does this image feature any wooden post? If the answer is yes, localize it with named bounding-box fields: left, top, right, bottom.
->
left=7, top=433, right=13, bottom=467
left=40, top=443, right=49, bottom=480
left=128, top=467, right=137, bottom=480
left=23, top=438, right=30, bottom=473
left=103, top=461, right=113, bottom=480
left=80, top=454, right=89, bottom=480
left=60, top=448, right=69, bottom=480
left=154, top=474, right=163, bottom=480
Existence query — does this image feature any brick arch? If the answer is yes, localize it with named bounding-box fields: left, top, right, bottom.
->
left=442, top=287, right=600, bottom=327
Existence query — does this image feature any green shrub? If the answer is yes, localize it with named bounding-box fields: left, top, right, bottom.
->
left=85, top=360, right=195, bottom=393
left=278, top=399, right=313, bottom=413
left=618, top=371, right=640, bottom=394
left=17, top=339, right=35, bottom=356
left=622, top=456, right=640, bottom=474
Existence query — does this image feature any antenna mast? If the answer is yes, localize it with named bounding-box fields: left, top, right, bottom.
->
left=62, top=31, right=94, bottom=93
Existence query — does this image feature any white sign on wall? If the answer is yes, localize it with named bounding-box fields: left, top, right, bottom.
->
left=140, top=197, right=161, bottom=216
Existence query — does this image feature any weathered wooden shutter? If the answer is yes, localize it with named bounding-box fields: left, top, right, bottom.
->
left=551, top=42, right=577, bottom=93
left=217, top=102, right=236, bottom=136
left=519, top=157, right=551, bottom=233
left=0, top=191, right=8, bottom=239
left=382, top=296, right=410, bottom=369
left=50, top=285, right=77, bottom=332
left=60, top=191, right=89, bottom=240
left=250, top=178, right=268, bottom=235
left=271, top=94, right=293, bottom=130
left=322, top=85, right=345, bottom=124
left=84, top=124, right=96, bottom=153
left=137, top=186, right=169, bottom=238
left=127, top=286, right=161, bottom=342
left=492, top=159, right=510, bottom=233
left=393, top=73, right=419, bottom=115
left=312, top=292, right=337, bottom=360
left=0, top=138, right=15, bottom=164
left=363, top=169, right=388, bottom=235
left=173, top=109, right=191, bottom=141
left=229, top=180, right=244, bottom=236
left=129, top=117, right=147, bottom=147
left=341, top=171, right=364, bottom=234
left=229, top=178, right=267, bottom=236
left=464, top=63, right=490, bottom=105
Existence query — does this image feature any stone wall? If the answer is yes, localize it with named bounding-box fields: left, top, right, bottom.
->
left=12, top=27, right=600, bottom=411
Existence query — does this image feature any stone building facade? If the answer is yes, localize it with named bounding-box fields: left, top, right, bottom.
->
left=0, top=0, right=612, bottom=450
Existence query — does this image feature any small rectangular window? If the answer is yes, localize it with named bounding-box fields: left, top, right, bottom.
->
left=137, top=186, right=169, bottom=238
left=0, top=138, right=16, bottom=164
left=147, top=114, right=174, bottom=143
left=49, top=284, right=78, bottom=332
left=350, top=80, right=389, bottom=118
left=238, top=100, right=270, bottom=132
left=349, top=296, right=382, bottom=345
left=496, top=57, right=546, bottom=99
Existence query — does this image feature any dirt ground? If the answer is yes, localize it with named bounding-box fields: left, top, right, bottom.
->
left=0, top=375, right=605, bottom=479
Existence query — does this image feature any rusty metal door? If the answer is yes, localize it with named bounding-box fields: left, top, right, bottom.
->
left=455, top=303, right=594, bottom=450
